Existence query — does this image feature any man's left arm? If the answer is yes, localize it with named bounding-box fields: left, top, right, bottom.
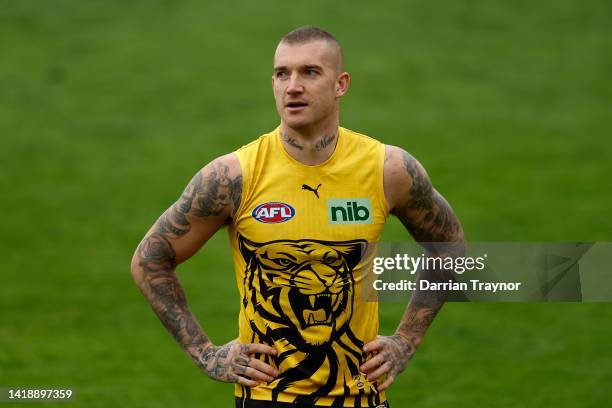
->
left=360, top=145, right=465, bottom=391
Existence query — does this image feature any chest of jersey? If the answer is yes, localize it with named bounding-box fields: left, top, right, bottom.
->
left=231, top=128, right=388, bottom=244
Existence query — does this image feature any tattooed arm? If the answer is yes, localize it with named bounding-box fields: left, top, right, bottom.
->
left=130, top=153, right=278, bottom=386
left=361, top=145, right=465, bottom=391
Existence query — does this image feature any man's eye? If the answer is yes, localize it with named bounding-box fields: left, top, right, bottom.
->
left=306, top=69, right=318, bottom=76
left=276, top=72, right=287, bottom=78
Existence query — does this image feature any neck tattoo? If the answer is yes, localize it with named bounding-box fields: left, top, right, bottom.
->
left=281, top=132, right=304, bottom=150
left=281, top=131, right=337, bottom=152
left=314, top=133, right=337, bottom=152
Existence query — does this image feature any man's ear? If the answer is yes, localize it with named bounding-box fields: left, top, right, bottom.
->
left=336, top=72, right=350, bottom=97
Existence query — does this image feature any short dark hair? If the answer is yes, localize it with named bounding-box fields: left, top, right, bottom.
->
left=279, top=26, right=344, bottom=69
left=281, top=26, right=339, bottom=46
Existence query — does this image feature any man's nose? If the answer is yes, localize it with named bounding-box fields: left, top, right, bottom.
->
left=286, top=73, right=303, bottom=94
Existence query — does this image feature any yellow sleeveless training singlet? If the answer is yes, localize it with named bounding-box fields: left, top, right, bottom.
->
left=228, top=126, right=389, bottom=407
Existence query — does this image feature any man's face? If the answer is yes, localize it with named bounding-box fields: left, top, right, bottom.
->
left=272, top=40, right=348, bottom=130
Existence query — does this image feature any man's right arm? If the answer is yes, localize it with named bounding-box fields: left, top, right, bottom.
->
left=130, top=153, right=278, bottom=386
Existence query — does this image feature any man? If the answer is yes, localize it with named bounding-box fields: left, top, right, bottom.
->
left=131, top=26, right=464, bottom=407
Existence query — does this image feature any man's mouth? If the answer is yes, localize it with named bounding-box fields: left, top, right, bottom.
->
left=285, top=101, right=308, bottom=112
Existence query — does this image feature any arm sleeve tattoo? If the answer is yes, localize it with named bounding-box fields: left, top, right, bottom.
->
left=391, top=149, right=464, bottom=347
left=132, top=158, right=242, bottom=366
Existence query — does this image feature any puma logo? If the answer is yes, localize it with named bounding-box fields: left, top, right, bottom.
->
left=302, top=183, right=322, bottom=198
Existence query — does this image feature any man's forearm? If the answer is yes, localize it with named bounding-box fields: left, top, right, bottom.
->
left=394, top=284, right=443, bottom=356
left=395, top=242, right=465, bottom=347
left=132, top=231, right=212, bottom=366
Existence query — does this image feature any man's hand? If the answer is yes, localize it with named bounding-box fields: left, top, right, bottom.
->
left=198, top=340, right=279, bottom=387
left=360, top=334, right=417, bottom=391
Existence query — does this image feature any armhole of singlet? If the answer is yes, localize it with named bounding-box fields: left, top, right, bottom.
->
left=232, top=148, right=251, bottom=224
left=377, top=142, right=390, bottom=219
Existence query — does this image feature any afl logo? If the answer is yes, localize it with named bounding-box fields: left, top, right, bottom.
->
left=252, top=202, right=295, bottom=224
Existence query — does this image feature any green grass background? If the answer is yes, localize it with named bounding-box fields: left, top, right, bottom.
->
left=1, top=0, right=611, bottom=406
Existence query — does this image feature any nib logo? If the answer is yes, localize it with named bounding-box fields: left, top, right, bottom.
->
left=328, top=198, right=372, bottom=224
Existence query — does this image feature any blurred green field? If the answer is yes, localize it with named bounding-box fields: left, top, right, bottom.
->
left=1, top=0, right=611, bottom=407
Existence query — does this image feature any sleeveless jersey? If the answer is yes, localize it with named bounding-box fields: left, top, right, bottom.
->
left=228, top=126, right=389, bottom=407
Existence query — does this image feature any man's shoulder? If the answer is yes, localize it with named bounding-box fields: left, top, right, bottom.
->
left=383, top=145, right=433, bottom=212
left=195, top=153, right=241, bottom=189
left=384, top=145, right=423, bottom=173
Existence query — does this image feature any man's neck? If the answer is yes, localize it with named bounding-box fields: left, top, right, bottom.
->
left=280, top=121, right=340, bottom=166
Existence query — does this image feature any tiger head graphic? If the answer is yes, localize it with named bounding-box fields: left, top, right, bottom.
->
left=238, top=235, right=366, bottom=351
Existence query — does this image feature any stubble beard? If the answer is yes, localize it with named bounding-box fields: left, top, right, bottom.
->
left=282, top=107, right=339, bottom=136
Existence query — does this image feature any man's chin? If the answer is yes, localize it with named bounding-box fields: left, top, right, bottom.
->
left=282, top=116, right=313, bottom=130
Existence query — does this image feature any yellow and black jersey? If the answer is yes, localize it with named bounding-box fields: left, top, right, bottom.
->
left=228, top=126, right=389, bottom=407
